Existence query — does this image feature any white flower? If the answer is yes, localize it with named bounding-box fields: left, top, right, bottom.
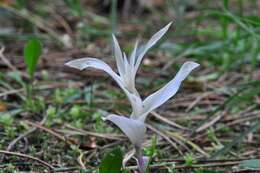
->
left=65, top=22, right=200, bottom=147
left=65, top=22, right=172, bottom=99
left=105, top=61, right=199, bottom=147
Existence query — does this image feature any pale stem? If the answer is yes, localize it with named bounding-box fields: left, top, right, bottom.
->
left=135, top=146, right=145, bottom=173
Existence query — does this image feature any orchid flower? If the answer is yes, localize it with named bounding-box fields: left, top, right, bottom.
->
left=65, top=22, right=199, bottom=172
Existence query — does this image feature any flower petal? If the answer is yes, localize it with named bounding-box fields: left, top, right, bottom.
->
left=65, top=57, right=124, bottom=87
left=129, top=94, right=143, bottom=119
left=65, top=57, right=139, bottom=108
left=105, top=114, right=146, bottom=147
left=130, top=41, right=139, bottom=68
left=123, top=52, right=129, bottom=76
left=139, top=61, right=200, bottom=122
left=112, top=34, right=125, bottom=77
left=134, top=22, right=172, bottom=73
left=122, top=52, right=138, bottom=95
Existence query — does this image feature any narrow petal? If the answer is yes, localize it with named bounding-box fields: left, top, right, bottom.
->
left=65, top=57, right=139, bottom=113
left=65, top=57, right=123, bottom=85
left=130, top=41, right=139, bottom=68
left=139, top=61, right=200, bottom=122
left=134, top=22, right=172, bottom=73
left=112, top=34, right=125, bottom=76
left=105, top=114, right=146, bottom=147
left=123, top=52, right=129, bottom=75
left=129, top=94, right=143, bottom=119
left=122, top=52, right=137, bottom=95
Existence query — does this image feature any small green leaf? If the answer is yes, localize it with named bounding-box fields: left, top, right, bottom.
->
left=0, top=113, right=13, bottom=127
left=239, top=159, right=260, bottom=168
left=23, top=38, right=42, bottom=79
left=99, top=147, right=123, bottom=173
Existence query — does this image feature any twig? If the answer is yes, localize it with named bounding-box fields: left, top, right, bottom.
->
left=0, top=47, right=20, bottom=73
left=233, top=168, right=260, bottom=173
left=151, top=111, right=188, bottom=131
left=167, top=131, right=210, bottom=158
left=0, top=46, right=28, bottom=99
left=123, top=149, right=135, bottom=168
left=147, top=124, right=184, bottom=155
left=78, top=151, right=87, bottom=171
left=196, top=110, right=227, bottom=133
left=0, top=150, right=55, bottom=170
left=6, top=117, right=47, bottom=152
left=24, top=120, right=73, bottom=145
left=99, top=141, right=123, bottom=151
left=53, top=167, right=79, bottom=172
left=63, top=124, right=124, bottom=140
left=0, top=88, right=24, bottom=98
left=0, top=117, right=47, bottom=163
left=227, top=113, right=260, bottom=127
left=185, top=92, right=213, bottom=112
left=127, top=161, right=240, bottom=170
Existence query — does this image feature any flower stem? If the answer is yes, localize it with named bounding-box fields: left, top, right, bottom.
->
left=135, top=146, right=145, bottom=173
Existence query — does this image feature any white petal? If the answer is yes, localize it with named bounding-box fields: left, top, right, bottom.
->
left=65, top=57, right=139, bottom=113
left=122, top=52, right=138, bottom=95
left=65, top=57, right=124, bottom=88
left=123, top=52, right=129, bottom=74
left=105, top=114, right=146, bottom=147
left=134, top=22, right=172, bottom=73
left=139, top=61, right=200, bottom=122
left=112, top=34, right=125, bottom=76
left=130, top=41, right=139, bottom=68
left=129, top=94, right=143, bottom=119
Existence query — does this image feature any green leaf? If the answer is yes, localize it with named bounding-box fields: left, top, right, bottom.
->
left=23, top=38, right=42, bottom=80
left=99, top=147, right=123, bottom=173
left=239, top=159, right=260, bottom=168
